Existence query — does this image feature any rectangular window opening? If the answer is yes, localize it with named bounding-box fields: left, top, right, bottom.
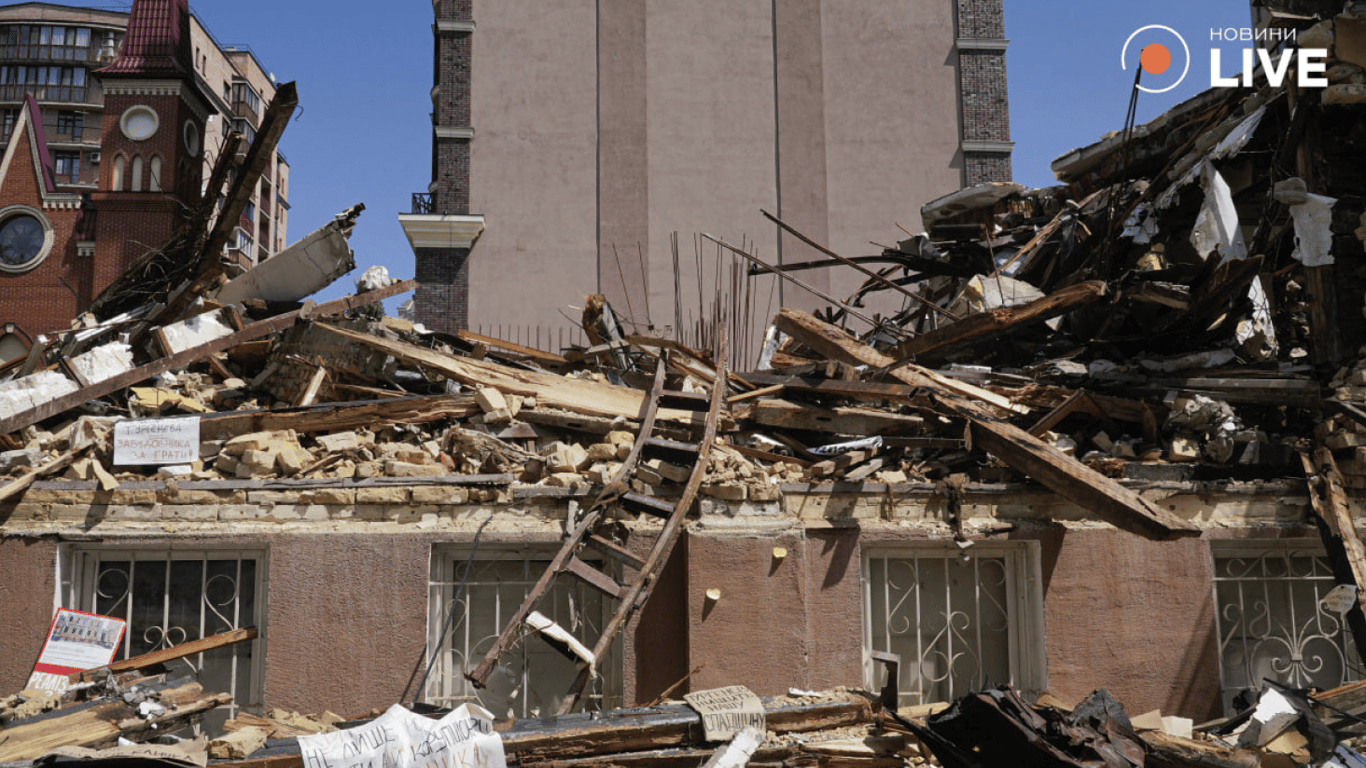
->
left=863, top=542, right=1046, bottom=709
left=62, top=546, right=267, bottom=735
left=426, top=546, right=623, bottom=718
left=1211, top=541, right=1364, bottom=714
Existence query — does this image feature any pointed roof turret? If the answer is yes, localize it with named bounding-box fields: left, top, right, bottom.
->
left=96, top=0, right=193, bottom=78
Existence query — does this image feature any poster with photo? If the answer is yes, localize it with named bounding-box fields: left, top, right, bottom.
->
left=25, top=608, right=126, bottom=695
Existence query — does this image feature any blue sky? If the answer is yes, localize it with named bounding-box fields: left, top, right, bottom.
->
left=90, top=2, right=1264, bottom=306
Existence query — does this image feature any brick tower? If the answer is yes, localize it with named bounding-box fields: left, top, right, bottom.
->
left=89, top=0, right=212, bottom=296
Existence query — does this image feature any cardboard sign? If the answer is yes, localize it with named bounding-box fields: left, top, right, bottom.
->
left=685, top=685, right=766, bottom=742
left=299, top=703, right=505, bottom=768
left=26, top=608, right=126, bottom=695
left=114, top=416, right=200, bottom=465
left=38, top=736, right=208, bottom=768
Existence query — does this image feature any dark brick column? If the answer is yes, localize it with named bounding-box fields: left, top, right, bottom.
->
left=415, top=1, right=475, bottom=332
left=955, top=0, right=1013, bottom=184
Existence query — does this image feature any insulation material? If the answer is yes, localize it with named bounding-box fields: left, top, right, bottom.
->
left=159, top=309, right=235, bottom=355
left=1289, top=193, right=1338, bottom=267
left=67, top=343, right=134, bottom=387
left=1190, top=162, right=1248, bottom=263
left=215, top=215, right=358, bottom=306
left=0, top=370, right=78, bottom=421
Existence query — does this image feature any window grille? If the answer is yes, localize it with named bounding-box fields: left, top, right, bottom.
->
left=864, top=542, right=1045, bottom=708
left=63, top=547, right=266, bottom=734
left=427, top=546, right=621, bottom=717
left=1212, top=542, right=1362, bottom=713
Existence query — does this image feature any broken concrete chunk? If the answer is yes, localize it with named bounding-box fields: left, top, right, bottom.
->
left=475, top=386, right=508, bottom=413
left=544, top=442, right=589, bottom=473
left=0, top=447, right=41, bottom=472
left=239, top=449, right=280, bottom=475
left=1324, top=83, right=1366, bottom=104
left=1273, top=177, right=1309, bottom=206
left=385, top=460, right=447, bottom=477
left=315, top=432, right=360, bottom=453
left=276, top=447, right=314, bottom=475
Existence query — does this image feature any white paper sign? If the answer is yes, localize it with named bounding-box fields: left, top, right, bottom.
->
left=1323, top=584, right=1359, bottom=614
left=114, top=417, right=200, bottom=465
left=299, top=703, right=505, bottom=768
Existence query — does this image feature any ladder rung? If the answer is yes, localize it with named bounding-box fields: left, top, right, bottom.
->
left=584, top=534, right=646, bottom=571
left=659, top=390, right=710, bottom=411
left=621, top=491, right=675, bottom=519
left=641, top=436, right=701, bottom=466
left=564, top=556, right=629, bottom=600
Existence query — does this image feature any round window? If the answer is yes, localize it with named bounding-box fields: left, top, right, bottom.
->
left=0, top=210, right=51, bottom=273
left=120, top=105, right=159, bottom=141
left=183, top=119, right=201, bottom=156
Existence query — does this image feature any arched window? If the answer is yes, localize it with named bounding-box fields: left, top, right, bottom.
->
left=111, top=154, right=124, bottom=191
left=149, top=155, right=162, bottom=192
left=130, top=155, right=143, bottom=192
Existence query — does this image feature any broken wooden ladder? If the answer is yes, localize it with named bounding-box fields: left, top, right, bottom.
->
left=465, top=339, right=728, bottom=714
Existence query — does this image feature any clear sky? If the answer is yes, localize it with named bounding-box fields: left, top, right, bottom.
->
left=73, top=1, right=1268, bottom=308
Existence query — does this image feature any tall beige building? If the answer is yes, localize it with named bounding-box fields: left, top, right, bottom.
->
left=403, top=1, right=1012, bottom=361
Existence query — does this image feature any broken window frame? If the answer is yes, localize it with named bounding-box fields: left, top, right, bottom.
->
left=1210, top=540, right=1363, bottom=714
left=59, top=544, right=268, bottom=733
left=862, top=541, right=1047, bottom=709
left=427, top=544, right=623, bottom=718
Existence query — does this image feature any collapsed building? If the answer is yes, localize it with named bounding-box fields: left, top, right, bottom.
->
left=12, top=3, right=1366, bottom=768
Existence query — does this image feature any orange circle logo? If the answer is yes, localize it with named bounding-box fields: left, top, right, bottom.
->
left=1140, top=43, right=1172, bottom=75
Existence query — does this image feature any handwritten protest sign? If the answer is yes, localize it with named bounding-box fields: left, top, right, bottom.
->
left=26, top=608, right=126, bottom=695
left=684, top=685, right=766, bottom=742
left=299, top=703, right=505, bottom=768
left=114, top=417, right=200, bottom=465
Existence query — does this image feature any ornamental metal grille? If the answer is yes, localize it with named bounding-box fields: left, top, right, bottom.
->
left=864, top=544, right=1043, bottom=708
left=1213, top=545, right=1362, bottom=713
left=64, top=548, right=265, bottom=734
left=427, top=547, right=621, bottom=717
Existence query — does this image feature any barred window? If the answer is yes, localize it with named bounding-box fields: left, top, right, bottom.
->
left=863, top=542, right=1046, bottom=708
left=62, top=547, right=266, bottom=734
left=426, top=546, right=622, bottom=717
left=1212, top=542, right=1363, bottom=713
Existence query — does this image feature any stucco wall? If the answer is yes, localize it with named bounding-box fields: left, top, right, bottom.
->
left=1034, top=528, right=1223, bottom=722
left=0, top=537, right=57, bottom=693
left=684, top=530, right=863, bottom=696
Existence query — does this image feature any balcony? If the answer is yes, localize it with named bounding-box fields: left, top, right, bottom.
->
left=0, top=84, right=87, bottom=104
left=411, top=192, right=436, bottom=214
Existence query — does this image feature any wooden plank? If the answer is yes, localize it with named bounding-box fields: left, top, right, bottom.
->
left=457, top=329, right=568, bottom=363
left=771, top=311, right=1026, bottom=415
left=0, top=448, right=82, bottom=504
left=71, top=627, right=259, bottom=683
left=0, top=280, right=417, bottom=437
left=746, top=399, right=922, bottom=436
left=727, top=384, right=784, bottom=405
left=894, top=280, right=1107, bottom=361
left=773, top=308, right=1199, bottom=541
left=323, top=325, right=701, bottom=427
left=293, top=365, right=328, bottom=407
left=1302, top=448, right=1366, bottom=667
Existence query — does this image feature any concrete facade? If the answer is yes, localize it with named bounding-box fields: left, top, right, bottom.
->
left=0, top=477, right=1338, bottom=723
left=405, top=1, right=1014, bottom=359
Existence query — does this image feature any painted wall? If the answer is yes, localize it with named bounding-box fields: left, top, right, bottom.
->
left=0, top=537, right=58, bottom=694
left=459, top=0, right=966, bottom=363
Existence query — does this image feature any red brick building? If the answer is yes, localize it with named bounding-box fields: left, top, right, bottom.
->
left=0, top=0, right=289, bottom=358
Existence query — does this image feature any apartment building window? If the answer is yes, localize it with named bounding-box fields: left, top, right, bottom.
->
left=864, top=542, right=1046, bottom=708
left=55, top=110, right=82, bottom=140
left=0, top=109, right=15, bottom=140
left=231, top=82, right=260, bottom=116
left=232, top=118, right=256, bottom=146
left=62, top=547, right=266, bottom=733
left=52, top=151, right=79, bottom=184
left=235, top=229, right=254, bottom=259
left=1212, top=542, right=1362, bottom=714
left=0, top=64, right=86, bottom=101
left=0, top=25, right=91, bottom=61
left=426, top=546, right=622, bottom=718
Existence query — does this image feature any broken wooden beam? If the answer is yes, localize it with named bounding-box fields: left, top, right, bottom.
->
left=745, top=399, right=923, bottom=436
left=1302, top=447, right=1366, bottom=669
left=0, top=280, right=416, bottom=437
left=70, top=627, right=259, bottom=683
left=198, top=395, right=478, bottom=441
left=894, top=280, right=1107, bottom=361
left=773, top=308, right=1199, bottom=541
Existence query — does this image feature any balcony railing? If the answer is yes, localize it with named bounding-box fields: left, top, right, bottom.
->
left=0, top=84, right=87, bottom=104
left=412, top=192, right=436, bottom=214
